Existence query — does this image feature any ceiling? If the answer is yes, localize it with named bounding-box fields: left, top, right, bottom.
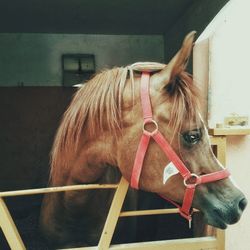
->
left=0, top=0, right=194, bottom=34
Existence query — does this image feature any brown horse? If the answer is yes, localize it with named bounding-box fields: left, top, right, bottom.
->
left=40, top=32, right=247, bottom=248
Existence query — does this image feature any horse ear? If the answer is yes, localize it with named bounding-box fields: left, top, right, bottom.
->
left=155, top=31, right=196, bottom=90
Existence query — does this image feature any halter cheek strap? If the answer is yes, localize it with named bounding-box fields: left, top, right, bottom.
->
left=130, top=72, right=230, bottom=222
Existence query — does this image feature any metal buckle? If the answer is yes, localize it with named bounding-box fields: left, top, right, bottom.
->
left=143, top=119, right=158, bottom=136
left=183, top=173, right=201, bottom=188
left=179, top=209, right=193, bottom=228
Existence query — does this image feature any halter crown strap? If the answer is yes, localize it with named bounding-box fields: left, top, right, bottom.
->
left=140, top=72, right=153, bottom=119
left=130, top=71, right=230, bottom=222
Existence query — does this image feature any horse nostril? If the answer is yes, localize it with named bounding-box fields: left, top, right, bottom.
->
left=238, top=197, right=248, bottom=211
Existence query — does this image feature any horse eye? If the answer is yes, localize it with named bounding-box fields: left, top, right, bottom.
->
left=182, top=129, right=202, bottom=146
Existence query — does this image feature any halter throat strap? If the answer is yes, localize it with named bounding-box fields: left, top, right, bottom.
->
left=130, top=72, right=230, bottom=222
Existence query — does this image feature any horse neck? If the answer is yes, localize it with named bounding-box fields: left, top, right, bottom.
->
left=51, top=132, right=118, bottom=187
left=40, top=132, right=120, bottom=245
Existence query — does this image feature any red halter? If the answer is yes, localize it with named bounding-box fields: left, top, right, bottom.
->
left=130, top=72, right=230, bottom=223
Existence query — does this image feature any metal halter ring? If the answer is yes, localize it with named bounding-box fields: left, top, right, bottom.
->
left=183, top=173, right=201, bottom=188
left=143, top=119, right=159, bottom=136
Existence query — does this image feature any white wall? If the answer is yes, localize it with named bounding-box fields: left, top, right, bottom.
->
left=0, top=33, right=164, bottom=86
left=209, top=1, right=250, bottom=128
left=196, top=1, right=250, bottom=249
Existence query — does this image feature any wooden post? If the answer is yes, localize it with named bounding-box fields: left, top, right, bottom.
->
left=0, top=198, right=26, bottom=250
left=98, top=177, right=129, bottom=250
left=214, top=136, right=227, bottom=250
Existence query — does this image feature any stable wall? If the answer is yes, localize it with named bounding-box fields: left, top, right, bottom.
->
left=206, top=1, right=250, bottom=250
left=164, top=0, right=229, bottom=62
left=0, top=33, right=164, bottom=86
left=0, top=87, right=75, bottom=242
left=0, top=87, right=75, bottom=190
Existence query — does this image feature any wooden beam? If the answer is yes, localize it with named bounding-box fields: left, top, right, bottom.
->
left=214, top=138, right=226, bottom=250
left=0, top=184, right=118, bottom=197
left=209, top=128, right=250, bottom=136
left=72, top=237, right=217, bottom=250
left=109, top=237, right=217, bottom=250
left=98, top=177, right=129, bottom=250
left=0, top=198, right=25, bottom=250
left=120, top=208, right=198, bottom=217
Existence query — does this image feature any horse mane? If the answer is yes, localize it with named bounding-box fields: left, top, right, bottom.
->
left=50, top=66, right=129, bottom=180
left=50, top=63, right=200, bottom=180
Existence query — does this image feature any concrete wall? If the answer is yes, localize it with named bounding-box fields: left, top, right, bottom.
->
left=0, top=34, right=164, bottom=86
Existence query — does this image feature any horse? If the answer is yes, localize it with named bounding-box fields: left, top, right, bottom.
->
left=40, top=32, right=247, bottom=248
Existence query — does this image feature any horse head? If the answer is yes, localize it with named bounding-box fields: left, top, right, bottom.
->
left=117, top=32, right=247, bottom=228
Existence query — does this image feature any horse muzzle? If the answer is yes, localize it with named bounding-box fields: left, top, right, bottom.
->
left=196, top=187, right=247, bottom=229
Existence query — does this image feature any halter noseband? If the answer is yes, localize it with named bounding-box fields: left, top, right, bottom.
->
left=130, top=72, right=230, bottom=224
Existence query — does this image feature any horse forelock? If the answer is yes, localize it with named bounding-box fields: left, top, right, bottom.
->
left=167, top=71, right=201, bottom=137
left=50, top=63, right=200, bottom=181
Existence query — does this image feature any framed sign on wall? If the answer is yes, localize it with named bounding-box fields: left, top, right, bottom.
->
left=62, top=54, right=95, bottom=87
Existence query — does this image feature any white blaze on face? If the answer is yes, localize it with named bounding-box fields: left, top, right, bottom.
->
left=163, top=162, right=179, bottom=184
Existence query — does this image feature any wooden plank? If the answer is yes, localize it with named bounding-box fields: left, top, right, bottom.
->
left=69, top=247, right=98, bottom=250
left=210, top=136, right=220, bottom=145
left=214, top=137, right=226, bottom=250
left=120, top=208, right=179, bottom=217
left=72, top=237, right=217, bottom=250
left=209, top=127, right=250, bottom=136
left=0, top=184, right=118, bottom=197
left=120, top=208, right=198, bottom=217
left=0, top=198, right=26, bottom=250
left=215, top=136, right=226, bottom=165
left=98, top=177, right=129, bottom=250
left=216, top=229, right=225, bottom=250
left=109, top=237, right=217, bottom=250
